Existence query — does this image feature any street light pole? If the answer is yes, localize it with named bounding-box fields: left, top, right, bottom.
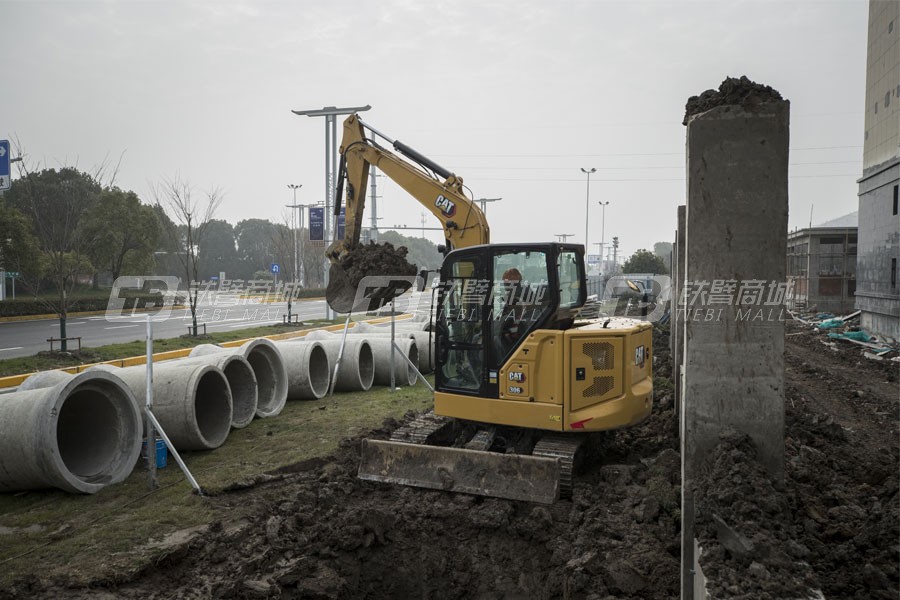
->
left=286, top=184, right=302, bottom=283
left=476, top=197, right=502, bottom=215
left=292, top=104, right=371, bottom=319
left=598, top=200, right=609, bottom=272
left=581, top=168, right=596, bottom=252
left=555, top=233, right=575, bottom=243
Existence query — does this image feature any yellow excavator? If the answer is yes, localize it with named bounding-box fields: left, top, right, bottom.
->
left=327, top=114, right=653, bottom=503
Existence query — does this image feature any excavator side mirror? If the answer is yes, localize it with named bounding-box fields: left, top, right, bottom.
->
left=437, top=244, right=447, bottom=255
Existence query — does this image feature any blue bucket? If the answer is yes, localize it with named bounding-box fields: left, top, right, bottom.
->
left=141, top=438, right=168, bottom=469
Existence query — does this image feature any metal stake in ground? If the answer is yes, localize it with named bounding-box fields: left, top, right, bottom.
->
left=144, top=315, right=204, bottom=495
left=145, top=315, right=157, bottom=491
left=390, top=298, right=396, bottom=391
left=328, top=313, right=353, bottom=397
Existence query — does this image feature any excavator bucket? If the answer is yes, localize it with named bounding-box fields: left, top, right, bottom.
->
left=326, top=263, right=412, bottom=313
left=324, top=242, right=418, bottom=313
left=358, top=439, right=561, bottom=504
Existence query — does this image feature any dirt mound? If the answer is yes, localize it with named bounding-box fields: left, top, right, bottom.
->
left=326, top=241, right=418, bottom=312
left=683, top=76, right=785, bottom=124
left=96, top=410, right=679, bottom=599
left=694, top=321, right=900, bottom=599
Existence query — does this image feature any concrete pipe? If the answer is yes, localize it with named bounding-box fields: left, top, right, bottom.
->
left=280, top=337, right=375, bottom=392
left=344, top=331, right=435, bottom=374
left=0, top=370, right=142, bottom=494
left=369, top=338, right=419, bottom=387
left=90, top=362, right=233, bottom=451
left=191, top=339, right=288, bottom=418
left=274, top=340, right=331, bottom=400
left=180, top=354, right=258, bottom=428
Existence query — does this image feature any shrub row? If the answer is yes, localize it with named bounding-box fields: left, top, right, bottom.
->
left=0, top=293, right=166, bottom=318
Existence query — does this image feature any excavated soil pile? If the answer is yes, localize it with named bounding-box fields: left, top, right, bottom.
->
left=683, top=75, right=784, bottom=124
left=326, top=241, right=418, bottom=312
left=694, top=321, right=899, bottom=599
left=335, top=241, right=418, bottom=284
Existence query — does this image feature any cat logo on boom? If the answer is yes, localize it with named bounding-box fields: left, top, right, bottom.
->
left=435, top=194, right=456, bottom=217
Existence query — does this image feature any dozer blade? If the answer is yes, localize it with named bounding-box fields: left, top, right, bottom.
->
left=358, top=439, right=561, bottom=504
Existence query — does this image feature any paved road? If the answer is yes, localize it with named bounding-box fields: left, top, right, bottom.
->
left=0, top=291, right=431, bottom=360
left=0, top=297, right=333, bottom=359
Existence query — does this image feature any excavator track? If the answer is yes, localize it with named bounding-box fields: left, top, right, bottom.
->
left=532, top=434, right=584, bottom=499
left=389, top=410, right=454, bottom=445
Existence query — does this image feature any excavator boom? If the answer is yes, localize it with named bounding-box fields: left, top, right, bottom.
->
left=325, top=114, right=490, bottom=312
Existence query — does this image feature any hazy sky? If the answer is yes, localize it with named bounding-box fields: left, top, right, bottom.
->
left=2, top=0, right=868, bottom=261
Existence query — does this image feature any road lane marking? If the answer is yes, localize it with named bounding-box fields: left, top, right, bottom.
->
left=104, top=325, right=140, bottom=330
left=0, top=347, right=24, bottom=352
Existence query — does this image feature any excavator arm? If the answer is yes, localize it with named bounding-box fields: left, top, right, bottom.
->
left=325, top=114, right=490, bottom=312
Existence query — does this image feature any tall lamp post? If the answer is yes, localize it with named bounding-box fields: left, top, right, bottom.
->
left=580, top=168, right=596, bottom=252
left=598, top=200, right=609, bottom=272
left=285, top=184, right=303, bottom=325
left=286, top=184, right=303, bottom=283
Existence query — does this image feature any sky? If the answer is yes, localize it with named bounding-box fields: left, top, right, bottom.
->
left=1, top=0, right=869, bottom=263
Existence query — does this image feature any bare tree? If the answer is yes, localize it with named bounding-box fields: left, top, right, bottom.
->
left=153, top=176, right=223, bottom=336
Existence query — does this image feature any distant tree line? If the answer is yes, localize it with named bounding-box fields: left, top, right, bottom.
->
left=0, top=165, right=445, bottom=345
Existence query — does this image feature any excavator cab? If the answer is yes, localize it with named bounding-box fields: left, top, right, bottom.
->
left=435, top=242, right=586, bottom=400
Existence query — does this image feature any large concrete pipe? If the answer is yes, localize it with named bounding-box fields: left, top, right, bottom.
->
left=180, top=354, right=258, bottom=428
left=369, top=338, right=419, bottom=387
left=191, top=339, right=287, bottom=418
left=90, top=362, right=232, bottom=451
left=273, top=340, right=331, bottom=400
left=344, top=331, right=435, bottom=374
left=283, top=333, right=375, bottom=392
left=1, top=370, right=142, bottom=494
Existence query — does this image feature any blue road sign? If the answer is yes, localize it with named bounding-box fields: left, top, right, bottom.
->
left=270, top=263, right=280, bottom=274
left=309, top=206, right=324, bottom=242
left=0, top=140, right=10, bottom=191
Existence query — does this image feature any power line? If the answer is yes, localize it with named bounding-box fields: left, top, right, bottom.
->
left=431, top=145, right=862, bottom=159
left=468, top=173, right=862, bottom=183
left=451, top=160, right=862, bottom=171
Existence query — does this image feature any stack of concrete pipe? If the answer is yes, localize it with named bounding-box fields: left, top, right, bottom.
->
left=0, top=370, right=142, bottom=494
left=349, top=322, right=435, bottom=373
left=0, top=326, right=426, bottom=495
left=301, top=329, right=419, bottom=387
left=90, top=361, right=233, bottom=451
left=283, top=331, right=374, bottom=393
left=190, top=339, right=287, bottom=418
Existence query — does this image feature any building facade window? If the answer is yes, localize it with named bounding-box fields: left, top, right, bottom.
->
left=893, top=185, right=898, bottom=216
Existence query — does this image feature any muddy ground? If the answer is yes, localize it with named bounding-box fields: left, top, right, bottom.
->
left=694, top=320, right=899, bottom=599
left=3, top=321, right=897, bottom=599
